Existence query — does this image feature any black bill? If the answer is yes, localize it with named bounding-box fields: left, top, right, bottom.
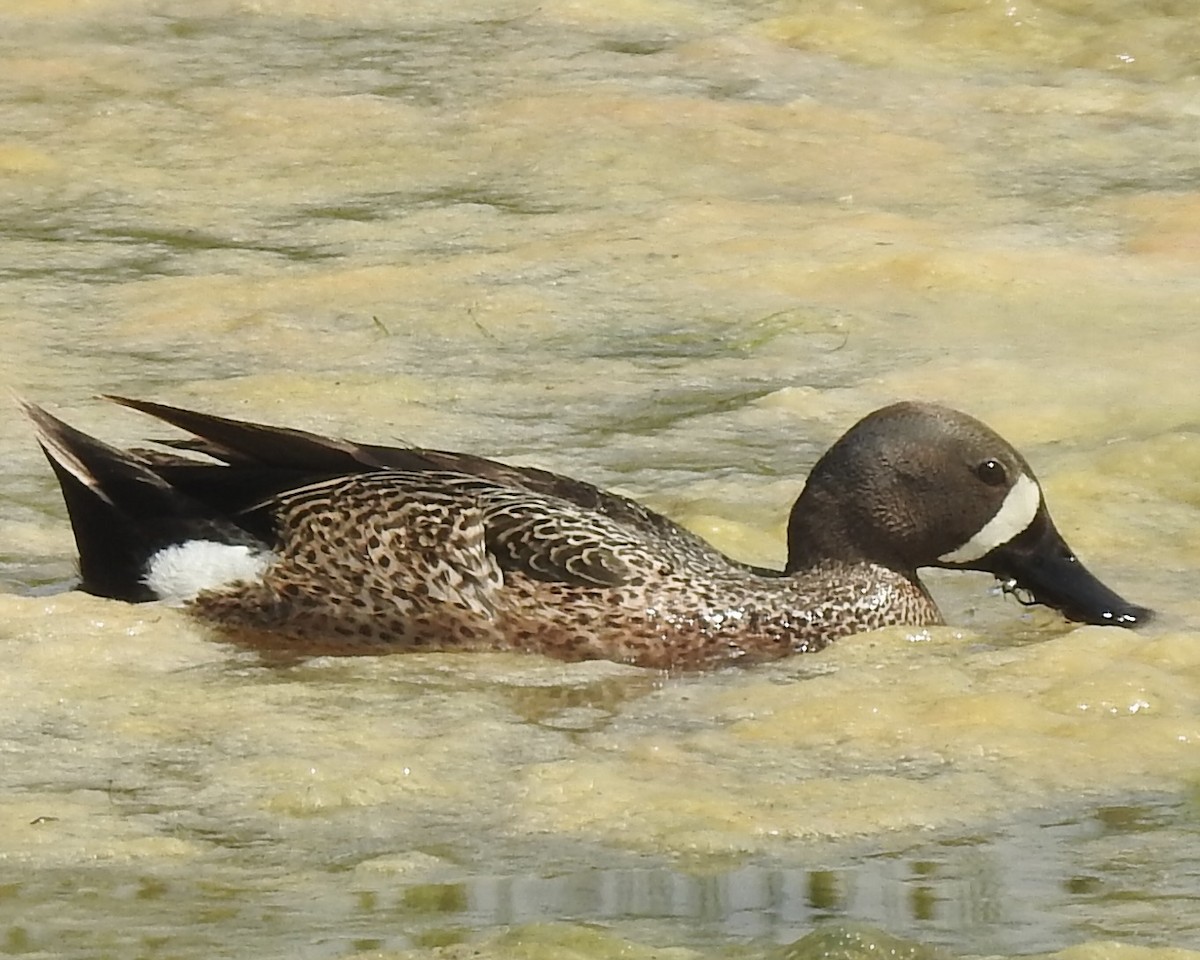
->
left=973, top=508, right=1152, bottom=628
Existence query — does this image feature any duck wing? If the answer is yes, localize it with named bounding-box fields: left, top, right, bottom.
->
left=109, top=396, right=739, bottom=573
left=261, top=470, right=703, bottom=590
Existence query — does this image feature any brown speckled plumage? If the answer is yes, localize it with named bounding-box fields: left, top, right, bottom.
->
left=24, top=397, right=1151, bottom=669
left=191, top=471, right=940, bottom=669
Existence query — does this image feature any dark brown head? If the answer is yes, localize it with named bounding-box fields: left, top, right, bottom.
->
left=786, top=402, right=1151, bottom=628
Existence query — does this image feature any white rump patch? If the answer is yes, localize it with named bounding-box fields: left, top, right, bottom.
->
left=938, top=473, right=1041, bottom=564
left=143, top=540, right=272, bottom=605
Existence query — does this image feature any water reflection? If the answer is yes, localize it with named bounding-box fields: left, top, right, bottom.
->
left=373, top=798, right=1200, bottom=954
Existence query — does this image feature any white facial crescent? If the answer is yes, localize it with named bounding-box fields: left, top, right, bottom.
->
left=938, top=473, right=1041, bottom=564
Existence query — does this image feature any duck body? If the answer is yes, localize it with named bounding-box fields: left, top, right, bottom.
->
left=25, top=397, right=1148, bottom=669
left=184, top=470, right=941, bottom=669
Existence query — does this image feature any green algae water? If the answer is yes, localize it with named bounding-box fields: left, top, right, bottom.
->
left=1, top=1, right=1199, bottom=958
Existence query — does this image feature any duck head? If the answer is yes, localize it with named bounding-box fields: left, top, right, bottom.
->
left=785, top=402, right=1152, bottom=628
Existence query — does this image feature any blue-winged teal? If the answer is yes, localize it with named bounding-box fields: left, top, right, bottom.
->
left=25, top=397, right=1150, bottom=669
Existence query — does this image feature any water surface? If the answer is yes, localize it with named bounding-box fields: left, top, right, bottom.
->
left=2, top=1, right=1199, bottom=958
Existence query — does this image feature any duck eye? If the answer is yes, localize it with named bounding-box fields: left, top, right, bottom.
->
left=975, top=458, right=1008, bottom=486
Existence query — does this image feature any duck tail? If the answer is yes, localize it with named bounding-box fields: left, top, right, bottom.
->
left=22, top=401, right=254, bottom=602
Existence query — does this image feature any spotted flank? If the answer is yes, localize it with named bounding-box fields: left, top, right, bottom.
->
left=24, top=397, right=1152, bottom=669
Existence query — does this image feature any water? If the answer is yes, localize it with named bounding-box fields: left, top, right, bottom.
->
left=2, top=1, right=1199, bottom=958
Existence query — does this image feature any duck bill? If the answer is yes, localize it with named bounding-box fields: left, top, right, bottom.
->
left=972, top=509, right=1152, bottom=628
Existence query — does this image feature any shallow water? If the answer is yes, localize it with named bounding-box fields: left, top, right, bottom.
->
left=2, top=1, right=1200, bottom=958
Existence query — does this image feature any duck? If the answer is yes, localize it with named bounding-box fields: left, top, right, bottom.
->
left=24, top=396, right=1151, bottom=669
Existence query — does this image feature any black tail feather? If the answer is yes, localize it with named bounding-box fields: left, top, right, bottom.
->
left=105, top=395, right=386, bottom=471
left=23, top=402, right=258, bottom=601
left=102, top=395, right=571, bottom=493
